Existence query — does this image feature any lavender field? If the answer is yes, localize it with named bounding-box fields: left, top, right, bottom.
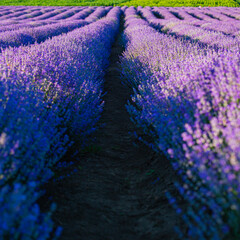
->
left=1, top=5, right=240, bottom=240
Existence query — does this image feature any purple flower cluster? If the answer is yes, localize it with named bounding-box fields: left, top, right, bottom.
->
left=0, top=7, right=121, bottom=238
left=121, top=7, right=240, bottom=239
left=174, top=54, right=240, bottom=239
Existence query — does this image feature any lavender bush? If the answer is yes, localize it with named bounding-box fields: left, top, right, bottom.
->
left=0, top=7, right=121, bottom=239
left=121, top=7, right=240, bottom=239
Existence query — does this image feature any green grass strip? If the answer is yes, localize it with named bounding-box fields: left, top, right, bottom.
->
left=120, top=0, right=239, bottom=7
left=0, top=0, right=126, bottom=6
left=0, top=0, right=239, bottom=8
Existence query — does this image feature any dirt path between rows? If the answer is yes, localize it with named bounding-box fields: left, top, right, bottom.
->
left=44, top=19, right=186, bottom=240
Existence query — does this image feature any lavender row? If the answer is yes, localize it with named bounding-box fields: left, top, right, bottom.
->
left=0, top=21, right=53, bottom=33
left=0, top=7, right=55, bottom=20
left=0, top=7, right=121, bottom=239
left=26, top=8, right=70, bottom=21
left=218, top=8, right=240, bottom=20
left=0, top=21, right=86, bottom=50
left=199, top=7, right=240, bottom=21
left=37, top=7, right=109, bottom=22
left=0, top=7, right=111, bottom=51
left=0, top=8, right=91, bottom=33
left=0, top=7, right=76, bottom=21
left=9, top=9, right=54, bottom=21
left=139, top=8, right=240, bottom=49
left=159, top=8, right=240, bottom=36
left=170, top=7, right=238, bottom=21
left=41, top=7, right=84, bottom=21
left=199, top=21, right=240, bottom=36
left=150, top=7, right=240, bottom=36
left=84, top=6, right=110, bottom=22
left=0, top=6, right=90, bottom=21
left=61, top=7, right=94, bottom=21
left=151, top=7, right=240, bottom=21
left=121, top=7, right=240, bottom=239
left=38, top=7, right=86, bottom=20
left=1, top=6, right=237, bottom=26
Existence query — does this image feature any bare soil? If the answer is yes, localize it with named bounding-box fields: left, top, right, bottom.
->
left=43, top=20, right=186, bottom=240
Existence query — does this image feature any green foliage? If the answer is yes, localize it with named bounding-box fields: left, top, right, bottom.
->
left=1, top=0, right=127, bottom=6
left=1, top=0, right=239, bottom=6
left=120, top=0, right=239, bottom=7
